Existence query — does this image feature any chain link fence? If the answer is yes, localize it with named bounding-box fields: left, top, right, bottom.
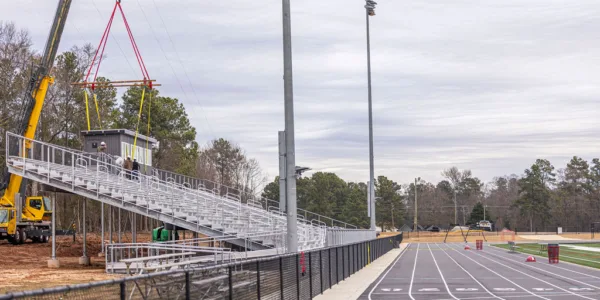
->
left=0, top=234, right=402, bottom=300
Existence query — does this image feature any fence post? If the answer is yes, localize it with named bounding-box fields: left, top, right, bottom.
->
left=309, top=252, right=313, bottom=297
left=256, top=260, right=261, bottom=300
left=320, top=250, right=324, bottom=294
left=120, top=281, right=125, bottom=300
left=359, top=243, right=362, bottom=269
left=185, top=271, right=190, bottom=300
left=296, top=254, right=300, bottom=300
left=336, top=248, right=340, bottom=283
left=228, top=266, right=233, bottom=300
left=280, top=257, right=284, bottom=299
left=352, top=245, right=355, bottom=274
left=342, top=247, right=345, bottom=280
left=328, top=248, right=332, bottom=287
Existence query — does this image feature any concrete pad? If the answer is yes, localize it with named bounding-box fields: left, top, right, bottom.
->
left=314, top=244, right=407, bottom=300
left=47, top=259, right=60, bottom=268
left=79, top=256, right=91, bottom=266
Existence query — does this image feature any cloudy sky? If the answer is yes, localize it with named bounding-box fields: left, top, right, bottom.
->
left=3, top=1, right=600, bottom=184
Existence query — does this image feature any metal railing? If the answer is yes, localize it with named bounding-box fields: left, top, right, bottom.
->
left=0, top=234, right=403, bottom=300
left=326, top=228, right=376, bottom=247
left=105, top=242, right=235, bottom=274
left=5, top=132, right=328, bottom=250
left=154, top=168, right=358, bottom=229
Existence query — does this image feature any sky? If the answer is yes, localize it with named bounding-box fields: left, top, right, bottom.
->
left=2, top=0, right=600, bottom=185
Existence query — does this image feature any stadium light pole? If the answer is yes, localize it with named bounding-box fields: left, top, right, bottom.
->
left=282, top=0, right=298, bottom=253
left=365, top=0, right=377, bottom=231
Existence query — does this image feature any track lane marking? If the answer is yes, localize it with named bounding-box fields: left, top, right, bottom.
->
left=459, top=244, right=596, bottom=300
left=481, top=245, right=600, bottom=290
left=367, top=243, right=411, bottom=300
left=435, top=243, right=505, bottom=300
left=485, top=244, right=600, bottom=281
left=443, top=243, right=550, bottom=300
left=428, top=243, right=461, bottom=300
left=408, top=243, right=420, bottom=300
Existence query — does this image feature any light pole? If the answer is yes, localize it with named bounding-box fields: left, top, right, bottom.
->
left=282, top=0, right=298, bottom=253
left=365, top=0, right=377, bottom=231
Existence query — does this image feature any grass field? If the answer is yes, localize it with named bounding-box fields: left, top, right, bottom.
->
left=493, top=242, right=600, bottom=269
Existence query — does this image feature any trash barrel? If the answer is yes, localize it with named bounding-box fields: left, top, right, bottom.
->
left=548, top=244, right=559, bottom=264
left=476, top=240, right=483, bottom=250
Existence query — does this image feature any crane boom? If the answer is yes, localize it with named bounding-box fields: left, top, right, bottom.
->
left=0, top=0, right=72, bottom=207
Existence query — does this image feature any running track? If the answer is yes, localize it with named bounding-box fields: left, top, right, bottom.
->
left=359, top=242, right=600, bottom=300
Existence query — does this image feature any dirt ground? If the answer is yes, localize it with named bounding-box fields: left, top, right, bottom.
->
left=0, top=232, right=154, bottom=294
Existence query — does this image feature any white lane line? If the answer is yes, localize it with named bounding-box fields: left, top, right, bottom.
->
left=408, top=243, right=420, bottom=300
left=456, top=288, right=480, bottom=291
left=367, top=243, right=411, bottom=300
left=434, top=294, right=600, bottom=300
left=419, top=288, right=440, bottom=292
left=393, top=288, right=402, bottom=292
left=532, top=288, right=554, bottom=291
left=445, top=244, right=550, bottom=300
left=463, top=245, right=596, bottom=300
left=428, top=243, right=460, bottom=299
left=494, top=288, right=516, bottom=291
left=570, top=288, right=595, bottom=291
left=435, top=243, right=505, bottom=300
left=482, top=246, right=600, bottom=290
left=485, top=244, right=600, bottom=280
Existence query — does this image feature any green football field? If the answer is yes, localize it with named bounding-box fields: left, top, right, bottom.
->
left=493, top=242, right=600, bottom=269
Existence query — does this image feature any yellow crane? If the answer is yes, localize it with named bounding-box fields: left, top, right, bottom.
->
left=0, top=0, right=72, bottom=244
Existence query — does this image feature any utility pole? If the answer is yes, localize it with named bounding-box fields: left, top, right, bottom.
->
left=365, top=0, right=377, bottom=231
left=391, top=202, right=394, bottom=231
left=413, top=177, right=419, bottom=231
left=454, top=190, right=457, bottom=225
left=282, top=0, right=297, bottom=253
left=484, top=205, right=486, bottom=220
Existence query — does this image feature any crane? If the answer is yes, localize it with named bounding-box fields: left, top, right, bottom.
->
left=0, top=0, right=72, bottom=244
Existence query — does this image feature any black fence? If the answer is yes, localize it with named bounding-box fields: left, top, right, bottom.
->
left=0, top=234, right=402, bottom=300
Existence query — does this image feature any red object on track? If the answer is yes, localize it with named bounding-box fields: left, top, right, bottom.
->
left=548, top=244, right=560, bottom=264
left=476, top=240, right=483, bottom=250
left=464, top=245, right=471, bottom=250
left=526, top=256, right=536, bottom=262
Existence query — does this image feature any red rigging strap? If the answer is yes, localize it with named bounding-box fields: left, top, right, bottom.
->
left=83, top=0, right=151, bottom=88
left=84, top=3, right=118, bottom=84
left=118, top=3, right=150, bottom=79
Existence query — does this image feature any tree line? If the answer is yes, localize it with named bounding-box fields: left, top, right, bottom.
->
left=261, top=157, right=600, bottom=233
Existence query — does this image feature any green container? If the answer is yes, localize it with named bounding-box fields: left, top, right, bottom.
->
left=152, top=226, right=179, bottom=242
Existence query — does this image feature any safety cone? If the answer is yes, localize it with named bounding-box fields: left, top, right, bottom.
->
left=464, top=245, right=471, bottom=250
left=526, top=256, right=536, bottom=262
